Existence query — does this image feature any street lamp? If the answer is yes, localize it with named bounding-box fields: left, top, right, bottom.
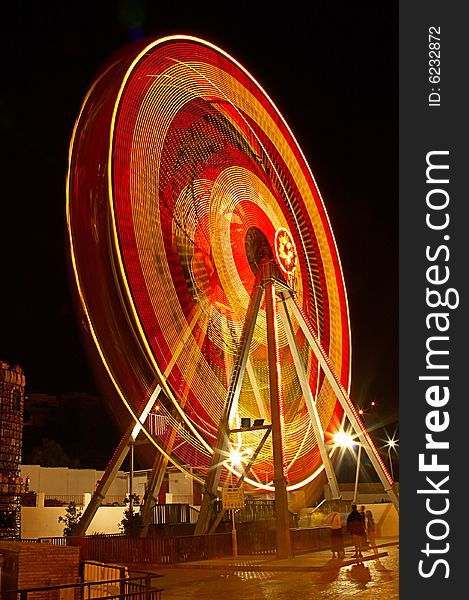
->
left=229, top=448, right=243, bottom=468
left=385, top=437, right=398, bottom=481
left=333, top=430, right=362, bottom=503
left=333, top=430, right=355, bottom=449
left=353, top=444, right=362, bottom=504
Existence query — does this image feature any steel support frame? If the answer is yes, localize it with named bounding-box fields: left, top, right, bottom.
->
left=72, top=427, right=133, bottom=537
left=263, top=262, right=292, bottom=558
left=277, top=294, right=341, bottom=500
left=139, top=404, right=191, bottom=535
left=208, top=425, right=272, bottom=534
left=194, top=269, right=265, bottom=534
left=139, top=454, right=169, bottom=536
left=77, top=255, right=398, bottom=541
left=74, top=306, right=204, bottom=537
left=73, top=384, right=163, bottom=536
left=284, top=293, right=399, bottom=510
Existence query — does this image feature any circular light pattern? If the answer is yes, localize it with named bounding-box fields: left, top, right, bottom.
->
left=66, top=36, right=351, bottom=492
left=275, top=227, right=297, bottom=275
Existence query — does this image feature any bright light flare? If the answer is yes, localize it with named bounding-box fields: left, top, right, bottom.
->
left=229, top=448, right=243, bottom=467
left=225, top=445, right=254, bottom=471
left=385, top=436, right=399, bottom=450
left=333, top=430, right=357, bottom=449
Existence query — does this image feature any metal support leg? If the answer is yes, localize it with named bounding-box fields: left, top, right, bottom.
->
left=195, top=270, right=265, bottom=534
left=129, top=442, right=134, bottom=511
left=353, top=445, right=362, bottom=504
left=139, top=405, right=189, bottom=537
left=208, top=425, right=272, bottom=533
left=72, top=429, right=132, bottom=536
left=277, top=296, right=341, bottom=499
left=139, top=451, right=169, bottom=536
left=284, top=294, right=399, bottom=511
left=264, top=263, right=292, bottom=558
left=74, top=307, right=204, bottom=537
left=72, top=383, right=163, bottom=536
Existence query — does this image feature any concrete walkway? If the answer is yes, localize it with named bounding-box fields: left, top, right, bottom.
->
left=131, top=538, right=398, bottom=573
left=132, top=540, right=400, bottom=600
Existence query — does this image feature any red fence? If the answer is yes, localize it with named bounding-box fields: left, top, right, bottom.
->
left=291, top=526, right=349, bottom=555
left=236, top=521, right=277, bottom=555
left=68, top=532, right=232, bottom=564
left=27, top=525, right=341, bottom=564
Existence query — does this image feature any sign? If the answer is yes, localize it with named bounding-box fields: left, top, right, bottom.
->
left=222, top=487, right=245, bottom=510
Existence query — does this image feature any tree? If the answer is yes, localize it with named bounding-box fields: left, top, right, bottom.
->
left=119, top=494, right=144, bottom=538
left=58, top=501, right=83, bottom=536
left=29, top=438, right=80, bottom=468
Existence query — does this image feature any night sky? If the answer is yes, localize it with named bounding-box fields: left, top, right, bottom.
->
left=1, top=3, right=397, bottom=457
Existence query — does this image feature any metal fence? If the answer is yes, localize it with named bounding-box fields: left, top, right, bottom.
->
left=7, top=572, right=163, bottom=600
left=101, top=496, right=126, bottom=506
left=236, top=522, right=277, bottom=555
left=18, top=525, right=341, bottom=563
left=44, top=494, right=85, bottom=507
left=151, top=504, right=199, bottom=525
left=19, top=536, right=67, bottom=545
left=291, top=526, right=347, bottom=555
left=68, top=531, right=233, bottom=564
left=82, top=560, right=126, bottom=598
left=213, top=498, right=275, bottom=522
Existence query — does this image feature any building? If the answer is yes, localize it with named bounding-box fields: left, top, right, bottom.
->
left=0, top=361, right=26, bottom=539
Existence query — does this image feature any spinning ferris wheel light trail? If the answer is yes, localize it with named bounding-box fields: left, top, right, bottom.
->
left=66, top=35, right=398, bottom=540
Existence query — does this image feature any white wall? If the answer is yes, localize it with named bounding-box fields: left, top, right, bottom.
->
left=132, top=472, right=148, bottom=502
left=21, top=465, right=128, bottom=497
left=361, top=503, right=399, bottom=537
left=169, top=471, right=193, bottom=503
left=21, top=465, right=197, bottom=504
left=21, top=505, right=126, bottom=538
left=22, top=501, right=398, bottom=539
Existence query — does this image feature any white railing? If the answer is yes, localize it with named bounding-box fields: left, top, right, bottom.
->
left=41, top=494, right=126, bottom=507
left=101, top=495, right=126, bottom=506
left=44, top=494, right=85, bottom=506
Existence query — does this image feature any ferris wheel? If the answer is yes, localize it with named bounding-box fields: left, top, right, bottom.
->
left=66, top=36, right=398, bottom=536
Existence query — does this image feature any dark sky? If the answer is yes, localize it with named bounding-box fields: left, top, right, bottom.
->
left=1, top=2, right=397, bottom=437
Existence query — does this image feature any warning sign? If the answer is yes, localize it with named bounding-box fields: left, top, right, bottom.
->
left=222, top=487, right=245, bottom=510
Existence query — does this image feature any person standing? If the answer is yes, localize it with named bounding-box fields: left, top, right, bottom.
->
left=326, top=510, right=345, bottom=559
left=346, top=504, right=365, bottom=558
left=359, top=505, right=369, bottom=549
left=365, top=509, right=378, bottom=555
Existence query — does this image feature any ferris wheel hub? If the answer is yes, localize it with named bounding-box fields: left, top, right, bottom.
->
left=245, top=226, right=273, bottom=274
left=274, top=227, right=297, bottom=275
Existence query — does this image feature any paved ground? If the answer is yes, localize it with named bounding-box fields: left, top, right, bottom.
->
left=133, top=539, right=399, bottom=600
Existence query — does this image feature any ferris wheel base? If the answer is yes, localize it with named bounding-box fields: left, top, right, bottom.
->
left=73, top=263, right=398, bottom=539
left=195, top=263, right=398, bottom=540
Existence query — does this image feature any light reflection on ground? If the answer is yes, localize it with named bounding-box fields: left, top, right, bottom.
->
left=156, top=546, right=399, bottom=600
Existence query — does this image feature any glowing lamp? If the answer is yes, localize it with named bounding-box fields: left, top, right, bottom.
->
left=333, top=430, right=356, bottom=449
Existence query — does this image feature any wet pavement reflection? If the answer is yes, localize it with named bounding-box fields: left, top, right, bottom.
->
left=154, top=545, right=399, bottom=599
